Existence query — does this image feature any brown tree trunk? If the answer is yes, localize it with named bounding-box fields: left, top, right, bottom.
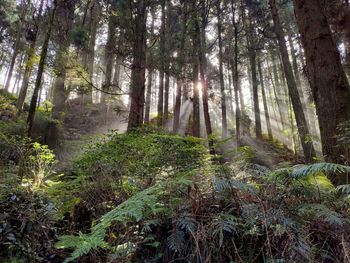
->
left=191, top=0, right=200, bottom=137
left=293, top=0, right=350, bottom=163
left=82, top=0, right=99, bottom=104
left=173, top=0, right=188, bottom=133
left=269, top=0, right=316, bottom=163
left=144, top=71, right=153, bottom=123
left=230, top=0, right=241, bottom=145
left=249, top=50, right=262, bottom=139
left=145, top=8, right=156, bottom=123
left=127, top=0, right=147, bottom=130
left=157, top=1, right=166, bottom=127
left=164, top=70, right=170, bottom=123
left=199, top=0, right=213, bottom=147
left=258, top=60, right=273, bottom=140
left=101, top=1, right=117, bottom=106
left=52, top=0, right=76, bottom=120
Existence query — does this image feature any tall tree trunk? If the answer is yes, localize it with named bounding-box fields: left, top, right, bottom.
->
left=145, top=8, right=156, bottom=123
left=27, top=5, right=56, bottom=137
left=82, top=0, right=99, bottom=104
left=157, top=1, right=166, bottom=127
left=52, top=0, right=76, bottom=120
left=258, top=60, right=273, bottom=140
left=249, top=50, right=262, bottom=139
left=269, top=0, right=316, bottom=163
left=191, top=1, right=200, bottom=137
left=173, top=0, right=188, bottom=133
left=199, top=0, right=213, bottom=148
left=164, top=70, right=170, bottom=123
left=127, top=0, right=147, bottom=130
left=101, top=1, right=117, bottom=106
left=230, top=0, right=241, bottom=145
left=144, top=71, right=153, bottom=123
left=217, top=1, right=227, bottom=139
left=293, top=0, right=350, bottom=164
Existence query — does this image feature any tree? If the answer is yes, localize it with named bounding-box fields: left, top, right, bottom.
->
left=268, top=0, right=316, bottom=163
left=199, top=0, right=213, bottom=148
left=51, top=0, right=77, bottom=120
left=217, top=0, right=227, bottom=139
left=258, top=59, right=273, bottom=140
left=293, top=0, right=350, bottom=163
left=157, top=1, right=166, bottom=127
left=127, top=0, right=147, bottom=130
left=191, top=0, right=200, bottom=137
left=173, top=0, right=188, bottom=133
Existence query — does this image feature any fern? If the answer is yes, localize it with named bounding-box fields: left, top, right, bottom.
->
left=336, top=184, right=350, bottom=195
left=210, top=214, right=242, bottom=247
left=56, top=185, right=164, bottom=262
left=167, top=229, right=185, bottom=253
left=176, top=215, right=197, bottom=234
left=214, top=176, right=254, bottom=193
left=298, top=204, right=345, bottom=226
left=291, top=163, right=350, bottom=178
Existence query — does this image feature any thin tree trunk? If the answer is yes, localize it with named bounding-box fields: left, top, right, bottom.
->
left=199, top=0, right=213, bottom=148
left=164, top=70, right=170, bottom=123
left=249, top=51, right=262, bottom=139
left=157, top=1, right=166, bottom=127
left=191, top=1, right=200, bottom=137
left=217, top=1, right=227, bottom=139
left=144, top=71, right=153, bottom=122
left=269, top=0, right=316, bottom=163
left=258, top=60, right=273, bottom=140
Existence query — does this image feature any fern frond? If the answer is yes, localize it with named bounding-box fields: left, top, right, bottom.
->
left=167, top=229, right=185, bottom=252
left=210, top=214, right=242, bottom=247
left=176, top=215, right=197, bottom=234
left=298, top=204, right=344, bottom=226
left=291, top=163, right=350, bottom=178
left=336, top=184, right=350, bottom=195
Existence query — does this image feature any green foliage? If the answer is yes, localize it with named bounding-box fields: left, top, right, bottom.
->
left=0, top=188, right=57, bottom=262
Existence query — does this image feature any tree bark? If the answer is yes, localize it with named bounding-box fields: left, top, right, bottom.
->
left=293, top=0, right=350, bottom=163
left=127, top=0, right=147, bottom=130
left=173, top=0, right=188, bottom=133
left=191, top=0, right=200, bottom=137
left=199, top=0, right=213, bottom=148
left=52, top=0, right=76, bottom=120
left=101, top=1, right=117, bottom=106
left=157, top=1, right=166, bottom=127
left=258, top=60, right=273, bottom=140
